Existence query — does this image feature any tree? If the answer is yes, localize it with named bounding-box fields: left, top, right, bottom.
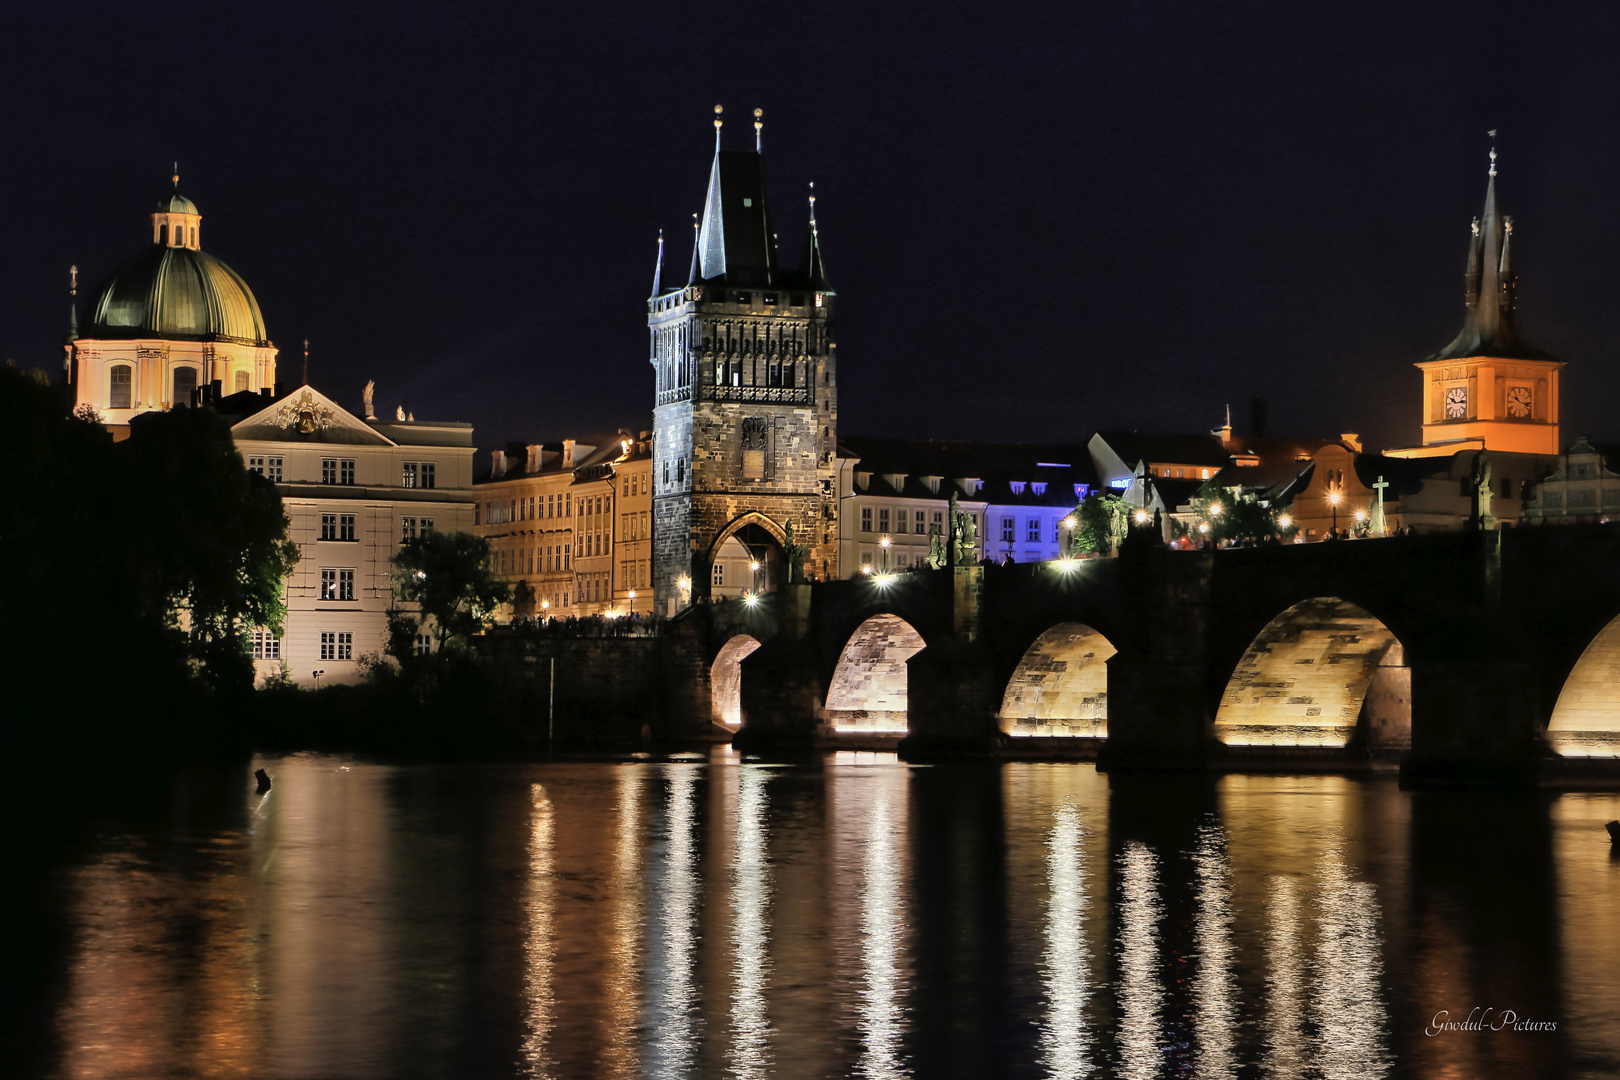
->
left=391, top=531, right=512, bottom=651
left=1186, top=484, right=1296, bottom=544
left=1073, top=493, right=1130, bottom=555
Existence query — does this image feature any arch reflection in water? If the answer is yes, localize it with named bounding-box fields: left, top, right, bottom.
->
left=1116, top=842, right=1163, bottom=1080
left=1192, top=822, right=1238, bottom=1080
left=1041, top=800, right=1090, bottom=1079
left=1312, top=841, right=1392, bottom=1079
left=730, top=765, right=772, bottom=1078
left=1262, top=876, right=1307, bottom=1079
left=647, top=766, right=702, bottom=1077
left=857, top=769, right=910, bottom=1078
left=522, top=785, right=557, bottom=1077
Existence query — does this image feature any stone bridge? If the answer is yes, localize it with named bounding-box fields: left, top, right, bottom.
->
left=668, top=525, right=1620, bottom=786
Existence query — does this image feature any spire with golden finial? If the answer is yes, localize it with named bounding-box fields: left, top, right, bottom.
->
left=1488, top=129, right=1497, bottom=178
left=303, top=339, right=310, bottom=386
left=66, top=263, right=79, bottom=347
left=173, top=161, right=180, bottom=189
left=754, top=107, right=763, bottom=152
left=651, top=228, right=664, bottom=298
left=713, top=104, right=723, bottom=151
left=803, top=181, right=830, bottom=288
left=687, top=212, right=700, bottom=284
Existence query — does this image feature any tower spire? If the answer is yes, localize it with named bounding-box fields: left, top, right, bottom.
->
left=714, top=104, right=723, bottom=152
left=651, top=229, right=664, bottom=298
left=803, top=181, right=830, bottom=288
left=67, top=264, right=78, bottom=341
left=687, top=213, right=700, bottom=285
left=754, top=108, right=763, bottom=152
left=303, top=339, right=310, bottom=386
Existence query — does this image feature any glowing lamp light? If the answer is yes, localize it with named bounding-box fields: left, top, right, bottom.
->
left=678, top=576, right=691, bottom=591
left=1198, top=522, right=1210, bottom=535
left=743, top=592, right=760, bottom=607
left=874, top=573, right=894, bottom=588
left=1329, top=490, right=1341, bottom=507
left=1278, top=514, right=1292, bottom=529
left=749, top=561, right=761, bottom=572
left=1209, top=503, right=1223, bottom=517
left=880, top=536, right=891, bottom=548
left=541, top=600, right=550, bottom=610
left=1062, top=515, right=1076, bottom=529
left=860, top=565, right=873, bottom=575
left=628, top=590, right=636, bottom=599
left=1354, top=510, right=1367, bottom=523
left=1133, top=510, right=1150, bottom=525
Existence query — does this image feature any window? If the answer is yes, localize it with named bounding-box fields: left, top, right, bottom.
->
left=1032, top=482, right=1047, bottom=496
left=340, top=514, right=355, bottom=541
left=172, top=366, right=197, bottom=406
left=1028, top=518, right=1041, bottom=542
left=421, top=462, right=436, bottom=489
left=861, top=506, right=873, bottom=533
left=677, top=458, right=685, bottom=484
left=321, top=514, right=339, bottom=540
left=1011, top=482, right=1026, bottom=495
left=420, top=517, right=433, bottom=534
left=234, top=371, right=250, bottom=393
left=320, top=568, right=355, bottom=601
left=1200, top=469, right=1211, bottom=480
left=320, top=632, right=354, bottom=661
left=415, top=633, right=432, bottom=657
left=110, top=365, right=132, bottom=409
left=932, top=511, right=944, bottom=528
left=714, top=562, right=726, bottom=585
left=896, top=553, right=910, bottom=568
left=402, top=462, right=417, bottom=488
left=879, top=508, right=890, bottom=533
left=322, top=459, right=355, bottom=485
left=402, top=516, right=417, bottom=542
left=251, top=629, right=280, bottom=660
left=915, top=509, right=927, bottom=534
left=1002, top=517, right=1015, bottom=543
left=248, top=456, right=284, bottom=482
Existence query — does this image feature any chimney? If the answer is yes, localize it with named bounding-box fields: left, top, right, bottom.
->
left=491, top=449, right=507, bottom=478
left=1340, top=433, right=1362, bottom=453
left=1250, top=396, right=1268, bottom=439
left=562, top=439, right=576, bottom=469
left=527, top=443, right=543, bottom=473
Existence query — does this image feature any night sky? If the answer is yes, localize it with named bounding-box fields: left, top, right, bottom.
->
left=3, top=2, right=1617, bottom=457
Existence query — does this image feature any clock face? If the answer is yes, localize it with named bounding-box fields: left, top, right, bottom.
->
left=1445, top=386, right=1468, bottom=419
left=1507, top=385, right=1533, bottom=418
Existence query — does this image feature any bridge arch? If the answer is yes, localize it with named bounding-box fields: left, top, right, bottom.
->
left=823, top=613, right=925, bottom=734
left=999, top=621, right=1117, bottom=738
left=1215, top=597, right=1409, bottom=748
left=711, top=633, right=763, bottom=729
left=1547, top=613, right=1620, bottom=757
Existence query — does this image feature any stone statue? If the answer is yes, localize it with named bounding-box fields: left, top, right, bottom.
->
left=946, top=489, right=961, bottom=567
left=783, top=519, right=809, bottom=583
left=362, top=380, right=376, bottom=420
left=1473, top=451, right=1495, bottom=528
left=927, top=523, right=945, bottom=569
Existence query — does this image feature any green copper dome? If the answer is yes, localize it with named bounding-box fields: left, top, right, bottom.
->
left=85, top=245, right=269, bottom=346
left=157, top=191, right=199, bottom=215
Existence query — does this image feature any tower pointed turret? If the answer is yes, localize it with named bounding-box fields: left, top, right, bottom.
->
left=695, top=104, right=777, bottom=286
left=650, top=229, right=664, bottom=298
left=803, top=182, right=831, bottom=289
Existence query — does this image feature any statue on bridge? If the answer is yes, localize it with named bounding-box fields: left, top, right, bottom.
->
left=1472, top=451, right=1497, bottom=530
left=783, top=519, right=809, bottom=583
left=938, top=490, right=978, bottom=568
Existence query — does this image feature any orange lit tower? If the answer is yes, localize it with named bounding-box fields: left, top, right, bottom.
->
left=1413, top=140, right=1562, bottom=455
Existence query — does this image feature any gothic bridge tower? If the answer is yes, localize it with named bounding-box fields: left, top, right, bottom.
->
left=649, top=107, right=838, bottom=615
left=1414, top=139, right=1563, bottom=455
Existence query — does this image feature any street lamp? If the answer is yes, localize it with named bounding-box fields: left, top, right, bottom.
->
left=1329, top=489, right=1341, bottom=538
left=879, top=535, right=891, bottom=572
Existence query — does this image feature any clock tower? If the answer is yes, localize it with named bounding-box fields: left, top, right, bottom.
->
left=1413, top=143, right=1562, bottom=455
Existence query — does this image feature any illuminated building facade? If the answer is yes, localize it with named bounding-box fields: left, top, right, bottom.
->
left=228, top=386, right=476, bottom=684
left=67, top=178, right=278, bottom=434
left=647, top=109, right=839, bottom=616
left=474, top=433, right=653, bottom=619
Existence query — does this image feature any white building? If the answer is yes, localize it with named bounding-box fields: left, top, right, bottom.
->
left=229, top=386, right=475, bottom=684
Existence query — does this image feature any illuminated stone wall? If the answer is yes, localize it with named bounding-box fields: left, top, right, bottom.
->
left=1548, top=614, right=1620, bottom=757
left=1215, top=598, right=1401, bottom=747
left=999, top=622, right=1116, bottom=737
left=711, top=634, right=763, bottom=728
left=823, top=614, right=925, bottom=732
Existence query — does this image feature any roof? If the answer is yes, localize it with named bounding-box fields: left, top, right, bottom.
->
left=1425, top=162, right=1557, bottom=364
left=156, top=191, right=199, bottom=215
left=1091, top=431, right=1233, bottom=469
left=840, top=437, right=1099, bottom=504
left=84, top=244, right=269, bottom=346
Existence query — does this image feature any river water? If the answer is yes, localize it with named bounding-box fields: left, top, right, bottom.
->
left=8, top=751, right=1620, bottom=1079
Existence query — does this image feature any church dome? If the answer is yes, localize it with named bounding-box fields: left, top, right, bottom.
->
left=85, top=188, right=270, bottom=346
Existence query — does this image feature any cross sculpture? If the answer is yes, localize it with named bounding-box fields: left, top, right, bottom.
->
left=1369, top=475, right=1389, bottom=537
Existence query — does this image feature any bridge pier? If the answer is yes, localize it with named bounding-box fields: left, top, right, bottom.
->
left=896, top=641, right=1005, bottom=758
left=1401, top=660, right=1545, bottom=786
left=733, top=585, right=822, bottom=751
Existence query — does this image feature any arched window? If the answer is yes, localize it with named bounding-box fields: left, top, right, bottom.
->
left=109, top=365, right=132, bottom=409
left=234, top=371, right=250, bottom=393
left=158, top=224, right=168, bottom=246
left=172, top=367, right=198, bottom=407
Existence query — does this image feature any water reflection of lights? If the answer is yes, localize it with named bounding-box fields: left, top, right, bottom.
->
left=730, top=766, right=772, bottom=1078
left=1041, top=801, right=1090, bottom=1079
left=1117, top=842, right=1163, bottom=1080
left=1192, top=823, right=1237, bottom=1080
left=522, top=784, right=556, bottom=1077
left=1262, top=876, right=1306, bottom=1079
left=857, top=779, right=907, bottom=1079
left=648, top=767, right=701, bottom=1076
left=1312, top=842, right=1392, bottom=1079
left=603, top=768, right=645, bottom=1077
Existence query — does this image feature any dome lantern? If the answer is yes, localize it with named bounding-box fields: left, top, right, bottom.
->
left=152, top=169, right=201, bottom=250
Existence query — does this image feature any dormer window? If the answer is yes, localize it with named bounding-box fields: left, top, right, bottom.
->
left=1010, top=482, right=1026, bottom=495
left=1032, top=482, right=1047, bottom=496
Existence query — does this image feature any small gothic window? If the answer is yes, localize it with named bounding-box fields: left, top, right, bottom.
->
left=110, top=365, right=132, bottom=409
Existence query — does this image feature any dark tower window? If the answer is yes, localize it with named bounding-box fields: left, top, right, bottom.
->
left=109, top=365, right=132, bottom=409
left=172, top=367, right=198, bottom=407
left=158, top=224, right=168, bottom=246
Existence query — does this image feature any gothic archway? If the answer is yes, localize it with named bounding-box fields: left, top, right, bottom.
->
left=999, top=622, right=1117, bottom=738
left=823, top=613, right=925, bottom=734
